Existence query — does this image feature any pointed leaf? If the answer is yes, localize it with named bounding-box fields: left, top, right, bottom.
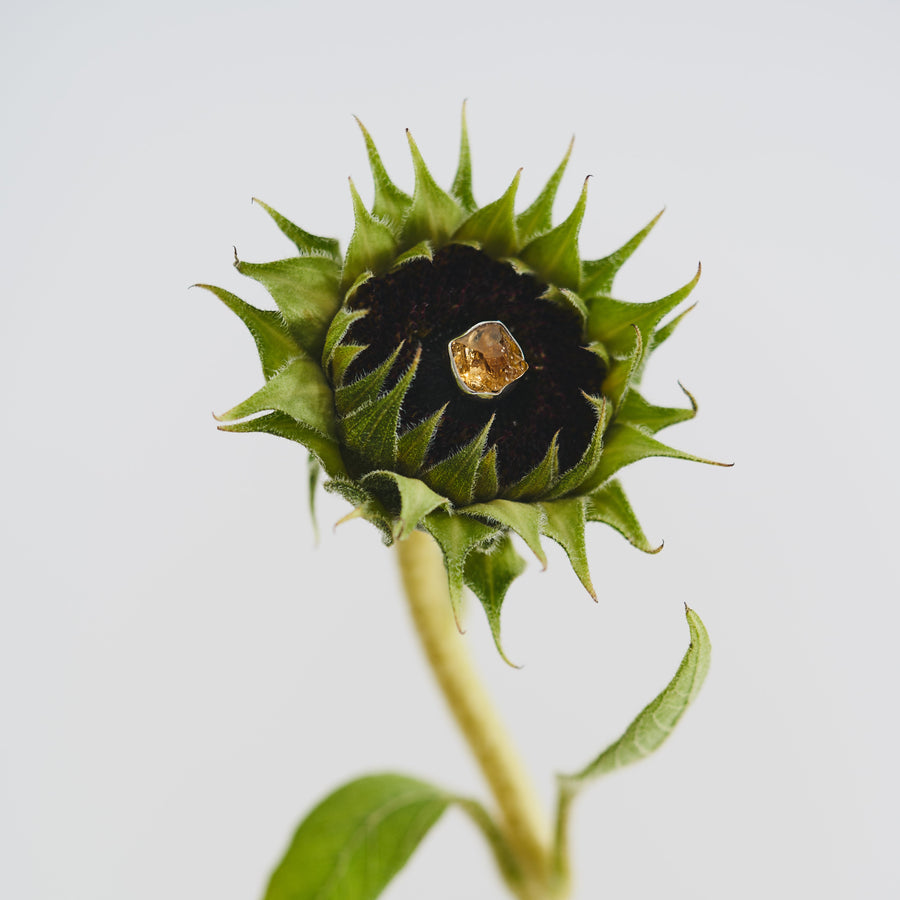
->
left=342, top=178, right=398, bottom=290
left=195, top=284, right=298, bottom=381
left=591, top=422, right=729, bottom=488
left=586, top=265, right=701, bottom=356
left=216, top=357, right=337, bottom=439
left=235, top=254, right=341, bottom=357
left=586, top=480, right=660, bottom=553
left=473, top=445, right=499, bottom=501
left=330, top=344, right=367, bottom=388
left=324, top=477, right=393, bottom=544
left=361, top=471, right=449, bottom=541
left=422, top=508, right=500, bottom=626
left=390, top=239, right=433, bottom=271
left=617, top=384, right=697, bottom=435
left=354, top=117, right=412, bottom=226
left=580, top=209, right=664, bottom=298
left=453, top=169, right=521, bottom=258
left=400, top=130, right=463, bottom=248
left=539, top=497, right=595, bottom=599
left=424, top=416, right=494, bottom=506
left=335, top=344, right=403, bottom=416
left=451, top=101, right=477, bottom=213
left=464, top=534, right=527, bottom=666
left=307, top=454, right=321, bottom=542
left=464, top=499, right=547, bottom=568
left=397, top=405, right=446, bottom=475
left=515, top=137, right=574, bottom=246
left=601, top=324, right=642, bottom=409
left=339, top=349, right=420, bottom=469
left=651, top=302, right=697, bottom=351
left=263, top=774, right=449, bottom=900
left=546, top=395, right=609, bottom=500
left=252, top=198, right=341, bottom=262
left=218, top=411, right=345, bottom=478
left=503, top=433, right=559, bottom=501
left=322, top=306, right=368, bottom=374
left=559, top=606, right=711, bottom=786
left=519, top=176, right=588, bottom=291
left=541, top=286, right=588, bottom=330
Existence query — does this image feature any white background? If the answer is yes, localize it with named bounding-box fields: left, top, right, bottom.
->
left=3, top=1, right=898, bottom=898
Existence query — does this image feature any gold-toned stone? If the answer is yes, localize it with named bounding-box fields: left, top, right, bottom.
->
left=448, top=320, right=529, bottom=398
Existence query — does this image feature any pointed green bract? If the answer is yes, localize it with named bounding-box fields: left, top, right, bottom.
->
left=329, top=343, right=367, bottom=388
left=334, top=343, right=403, bottom=415
left=451, top=102, right=476, bottom=213
left=601, top=324, right=642, bottom=409
left=322, top=306, right=367, bottom=374
left=400, top=130, right=463, bottom=249
left=652, top=302, right=696, bottom=351
left=397, top=405, right=446, bottom=476
left=307, top=454, right=321, bottom=541
left=473, top=446, right=499, bottom=501
left=546, top=395, right=609, bottom=500
left=560, top=606, right=710, bottom=785
left=252, top=198, right=341, bottom=262
left=515, top=137, right=574, bottom=245
left=464, top=533, right=527, bottom=667
left=542, top=286, right=588, bottom=330
left=580, top=209, right=664, bottom=298
left=617, top=384, right=697, bottom=435
left=218, top=412, right=345, bottom=479
left=339, top=349, right=420, bottom=470
left=504, top=433, right=559, bottom=501
left=519, top=176, right=588, bottom=291
left=324, top=477, right=394, bottom=543
left=354, top=117, right=412, bottom=226
left=592, top=422, right=728, bottom=488
left=585, top=480, right=660, bottom=553
left=342, top=178, right=398, bottom=290
left=423, top=509, right=500, bottom=626
left=464, top=499, right=547, bottom=568
left=235, top=254, right=341, bottom=357
left=539, top=497, right=595, bottom=599
left=361, top=470, right=449, bottom=541
left=217, top=356, right=337, bottom=438
left=586, top=264, right=701, bottom=355
left=390, top=239, right=433, bottom=271
left=424, top=417, right=494, bottom=506
left=453, top=169, right=521, bottom=258
left=196, top=283, right=298, bottom=381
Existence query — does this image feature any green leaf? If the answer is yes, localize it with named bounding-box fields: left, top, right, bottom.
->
left=585, top=480, right=660, bottom=553
left=601, top=324, right=642, bottom=410
left=463, top=499, right=547, bottom=568
left=400, top=130, right=463, bottom=249
left=307, top=454, right=321, bottom=541
left=322, top=306, right=368, bottom=377
left=397, top=405, right=446, bottom=475
left=234, top=254, right=341, bottom=358
left=651, top=301, right=697, bottom=351
left=422, top=509, right=500, bottom=626
left=559, top=606, right=711, bottom=785
left=464, top=533, right=527, bottom=666
left=453, top=169, right=521, bottom=259
left=515, top=137, right=574, bottom=246
left=539, top=497, right=595, bottom=599
left=339, top=348, right=420, bottom=469
left=450, top=101, right=477, bottom=213
left=216, top=357, right=337, bottom=439
left=546, top=395, right=609, bottom=500
left=473, top=445, right=499, bottom=501
left=342, top=178, right=398, bottom=290
left=334, top=343, right=404, bottom=416
left=263, top=774, right=449, bottom=900
left=616, top=384, right=697, bottom=435
left=585, top=264, right=701, bottom=357
left=361, top=471, right=449, bottom=541
left=195, top=283, right=298, bottom=381
left=519, top=176, right=588, bottom=292
left=324, top=477, right=394, bottom=544
left=503, top=433, right=559, bottom=501
left=217, top=411, right=346, bottom=479
left=541, top=286, right=588, bottom=331
left=580, top=209, right=664, bottom=298
left=390, top=239, right=433, bottom=272
left=424, top=417, right=494, bottom=506
left=591, top=422, right=728, bottom=488
left=354, top=117, right=412, bottom=227
left=252, top=198, right=341, bottom=262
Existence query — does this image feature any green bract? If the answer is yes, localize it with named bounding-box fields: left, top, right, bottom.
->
left=202, top=108, right=722, bottom=659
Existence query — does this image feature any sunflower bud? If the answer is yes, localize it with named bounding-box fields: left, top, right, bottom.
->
left=201, top=106, right=723, bottom=660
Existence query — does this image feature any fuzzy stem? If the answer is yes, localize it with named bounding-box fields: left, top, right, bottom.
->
left=396, top=530, right=563, bottom=899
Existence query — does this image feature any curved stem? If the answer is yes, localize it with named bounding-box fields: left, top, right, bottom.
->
left=396, top=530, right=561, bottom=898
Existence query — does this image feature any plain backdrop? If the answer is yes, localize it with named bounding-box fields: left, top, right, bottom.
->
left=2, top=1, right=898, bottom=898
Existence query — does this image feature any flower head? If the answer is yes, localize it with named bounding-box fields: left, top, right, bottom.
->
left=200, top=107, right=722, bottom=661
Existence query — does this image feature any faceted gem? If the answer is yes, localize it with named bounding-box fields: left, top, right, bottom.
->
left=448, top=320, right=529, bottom=398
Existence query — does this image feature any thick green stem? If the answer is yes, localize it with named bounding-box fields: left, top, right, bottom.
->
left=396, top=530, right=567, bottom=899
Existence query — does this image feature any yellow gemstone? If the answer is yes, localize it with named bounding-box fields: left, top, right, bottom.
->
left=448, top=320, right=529, bottom=398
